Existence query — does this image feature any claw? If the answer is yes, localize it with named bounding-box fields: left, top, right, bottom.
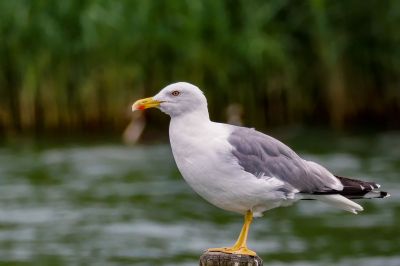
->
left=207, top=246, right=257, bottom=256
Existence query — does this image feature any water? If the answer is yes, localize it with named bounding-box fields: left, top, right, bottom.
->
left=0, top=130, right=399, bottom=265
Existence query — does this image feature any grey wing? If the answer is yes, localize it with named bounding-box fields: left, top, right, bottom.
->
left=228, top=127, right=343, bottom=193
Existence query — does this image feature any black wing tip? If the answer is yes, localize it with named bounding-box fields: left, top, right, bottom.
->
left=314, top=175, right=390, bottom=199
left=379, top=191, right=390, bottom=198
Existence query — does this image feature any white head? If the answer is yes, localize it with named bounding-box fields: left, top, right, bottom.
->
left=132, top=82, right=209, bottom=118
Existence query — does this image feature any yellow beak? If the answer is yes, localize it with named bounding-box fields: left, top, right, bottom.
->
left=132, top=97, right=161, bottom=111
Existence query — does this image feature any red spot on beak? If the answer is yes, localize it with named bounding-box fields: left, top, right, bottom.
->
left=137, top=105, right=145, bottom=110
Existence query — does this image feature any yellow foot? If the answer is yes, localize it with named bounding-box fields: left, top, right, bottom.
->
left=207, top=247, right=257, bottom=256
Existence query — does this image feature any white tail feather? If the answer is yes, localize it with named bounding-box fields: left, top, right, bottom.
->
left=307, top=194, right=364, bottom=214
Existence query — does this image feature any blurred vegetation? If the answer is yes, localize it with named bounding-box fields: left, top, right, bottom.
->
left=1, top=0, right=400, bottom=136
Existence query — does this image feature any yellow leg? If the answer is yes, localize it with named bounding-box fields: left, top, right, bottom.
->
left=208, top=210, right=256, bottom=256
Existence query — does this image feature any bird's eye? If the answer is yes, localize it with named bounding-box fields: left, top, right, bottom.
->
left=171, top=90, right=180, bottom=96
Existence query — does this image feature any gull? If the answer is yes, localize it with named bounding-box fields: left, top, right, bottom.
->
left=132, top=82, right=388, bottom=256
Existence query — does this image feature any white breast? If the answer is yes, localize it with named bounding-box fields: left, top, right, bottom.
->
left=168, top=113, right=295, bottom=215
left=169, top=116, right=235, bottom=191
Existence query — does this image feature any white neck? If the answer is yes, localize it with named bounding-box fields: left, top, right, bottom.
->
left=170, top=108, right=210, bottom=128
left=168, top=108, right=218, bottom=174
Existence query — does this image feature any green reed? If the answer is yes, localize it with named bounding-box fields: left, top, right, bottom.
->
left=0, top=0, right=399, bottom=135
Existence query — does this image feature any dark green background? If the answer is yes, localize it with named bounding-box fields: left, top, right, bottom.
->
left=1, top=0, right=400, bottom=136
left=0, top=1, right=399, bottom=265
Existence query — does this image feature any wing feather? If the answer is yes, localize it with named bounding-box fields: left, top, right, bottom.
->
left=228, top=127, right=343, bottom=193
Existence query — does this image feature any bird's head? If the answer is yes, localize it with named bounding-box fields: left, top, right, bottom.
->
left=132, top=82, right=208, bottom=117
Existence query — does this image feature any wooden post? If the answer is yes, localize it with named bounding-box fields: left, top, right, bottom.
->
left=199, top=251, right=263, bottom=266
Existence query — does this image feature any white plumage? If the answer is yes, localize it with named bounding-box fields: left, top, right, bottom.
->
left=132, top=82, right=388, bottom=255
left=168, top=109, right=299, bottom=216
